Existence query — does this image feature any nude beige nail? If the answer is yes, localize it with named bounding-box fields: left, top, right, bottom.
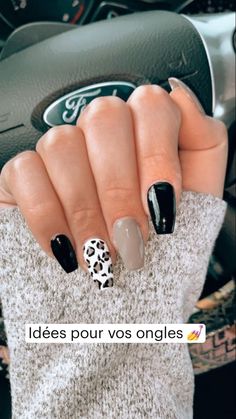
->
left=168, top=77, right=205, bottom=114
left=112, top=217, right=144, bottom=271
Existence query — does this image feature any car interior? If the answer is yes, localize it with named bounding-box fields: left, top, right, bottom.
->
left=0, top=1, right=235, bottom=418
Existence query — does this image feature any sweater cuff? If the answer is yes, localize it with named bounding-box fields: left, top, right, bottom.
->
left=0, top=191, right=227, bottom=419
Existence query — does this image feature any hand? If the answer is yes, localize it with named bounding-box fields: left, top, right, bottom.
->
left=0, top=80, right=228, bottom=289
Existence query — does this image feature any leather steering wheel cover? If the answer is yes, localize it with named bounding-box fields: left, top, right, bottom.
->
left=0, top=11, right=212, bottom=169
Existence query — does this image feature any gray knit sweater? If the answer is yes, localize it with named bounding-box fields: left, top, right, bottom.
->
left=0, top=191, right=226, bottom=419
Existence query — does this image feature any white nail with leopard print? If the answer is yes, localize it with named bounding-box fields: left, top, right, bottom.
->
left=83, top=238, right=113, bottom=290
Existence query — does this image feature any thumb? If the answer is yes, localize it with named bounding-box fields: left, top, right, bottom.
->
left=169, top=78, right=228, bottom=198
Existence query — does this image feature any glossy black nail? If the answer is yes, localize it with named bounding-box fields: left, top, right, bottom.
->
left=51, top=235, right=78, bottom=273
left=147, top=182, right=176, bottom=234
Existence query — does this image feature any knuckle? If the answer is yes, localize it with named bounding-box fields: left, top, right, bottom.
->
left=130, top=84, right=168, bottom=104
left=142, top=152, right=182, bottom=190
left=2, top=150, right=38, bottom=178
left=90, top=95, right=125, bottom=112
left=104, top=185, right=134, bottom=204
left=79, top=96, right=125, bottom=126
left=129, top=85, right=181, bottom=125
left=69, top=207, right=101, bottom=231
left=36, top=125, right=78, bottom=153
left=102, top=185, right=145, bottom=222
left=142, top=149, right=176, bottom=167
left=26, top=200, right=58, bottom=216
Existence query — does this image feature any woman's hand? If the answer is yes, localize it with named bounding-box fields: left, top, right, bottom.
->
left=0, top=80, right=228, bottom=289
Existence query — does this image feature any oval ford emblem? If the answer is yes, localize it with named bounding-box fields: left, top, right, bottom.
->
left=43, top=81, right=136, bottom=127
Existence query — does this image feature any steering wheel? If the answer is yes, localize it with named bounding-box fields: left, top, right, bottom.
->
left=0, top=10, right=234, bottom=172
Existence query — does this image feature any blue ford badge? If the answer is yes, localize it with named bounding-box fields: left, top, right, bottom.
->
left=43, top=81, right=136, bottom=127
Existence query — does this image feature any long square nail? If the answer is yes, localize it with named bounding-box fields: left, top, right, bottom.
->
left=113, top=217, right=144, bottom=270
left=83, top=238, right=113, bottom=290
left=147, top=182, right=176, bottom=234
left=51, top=234, right=78, bottom=273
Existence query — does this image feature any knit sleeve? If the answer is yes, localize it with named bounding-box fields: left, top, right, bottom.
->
left=0, top=191, right=226, bottom=419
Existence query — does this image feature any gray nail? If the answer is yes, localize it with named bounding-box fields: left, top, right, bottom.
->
left=113, top=218, right=144, bottom=271
left=168, top=77, right=205, bottom=114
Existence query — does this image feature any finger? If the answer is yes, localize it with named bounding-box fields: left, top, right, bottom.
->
left=169, top=78, right=228, bottom=198
left=0, top=175, right=17, bottom=208
left=78, top=96, right=148, bottom=271
left=36, top=125, right=114, bottom=289
left=1, top=151, right=78, bottom=273
left=128, top=85, right=181, bottom=235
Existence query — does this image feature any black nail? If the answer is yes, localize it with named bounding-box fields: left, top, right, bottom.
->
left=51, top=235, right=78, bottom=273
left=147, top=182, right=176, bottom=234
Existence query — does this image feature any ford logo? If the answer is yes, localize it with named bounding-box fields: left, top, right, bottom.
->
left=43, top=81, right=136, bottom=127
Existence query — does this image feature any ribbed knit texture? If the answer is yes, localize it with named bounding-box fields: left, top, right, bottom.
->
left=0, top=191, right=227, bottom=419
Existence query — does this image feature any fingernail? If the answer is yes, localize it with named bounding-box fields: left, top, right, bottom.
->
left=83, top=238, right=113, bottom=290
left=51, top=235, right=78, bottom=273
left=113, top=218, right=144, bottom=271
left=168, top=77, right=205, bottom=114
left=147, top=182, right=176, bottom=234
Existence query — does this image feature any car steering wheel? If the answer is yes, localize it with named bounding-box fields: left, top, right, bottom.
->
left=0, top=10, right=235, bottom=172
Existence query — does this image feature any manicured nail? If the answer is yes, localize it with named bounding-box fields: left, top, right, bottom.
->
left=51, top=234, right=78, bottom=273
left=147, top=182, right=176, bottom=234
left=113, top=218, right=144, bottom=271
left=83, top=238, right=113, bottom=290
left=168, top=77, right=205, bottom=114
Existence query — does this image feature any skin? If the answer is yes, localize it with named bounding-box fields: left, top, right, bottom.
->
left=0, top=85, right=228, bottom=269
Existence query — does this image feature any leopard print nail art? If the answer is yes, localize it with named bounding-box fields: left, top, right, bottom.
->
left=83, top=239, right=113, bottom=290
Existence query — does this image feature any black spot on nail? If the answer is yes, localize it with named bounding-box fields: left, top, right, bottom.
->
left=97, top=241, right=105, bottom=250
left=93, top=261, right=103, bottom=273
left=102, top=278, right=113, bottom=288
left=93, top=279, right=102, bottom=289
left=87, top=246, right=95, bottom=257
left=102, top=251, right=110, bottom=261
